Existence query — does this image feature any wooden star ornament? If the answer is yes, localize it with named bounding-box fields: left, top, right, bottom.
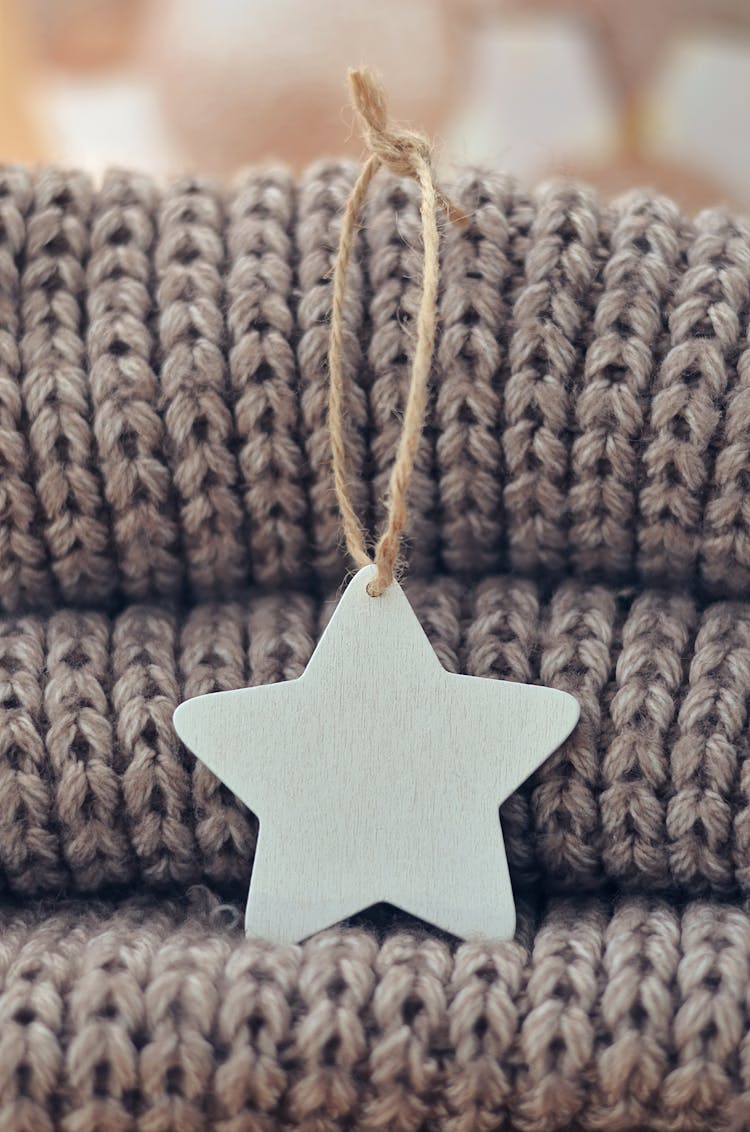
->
left=173, top=566, right=580, bottom=942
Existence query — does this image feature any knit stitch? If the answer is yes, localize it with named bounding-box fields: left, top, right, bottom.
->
left=2, top=575, right=750, bottom=901
left=2, top=167, right=750, bottom=610
left=2, top=890, right=750, bottom=1131
left=3, top=162, right=750, bottom=1132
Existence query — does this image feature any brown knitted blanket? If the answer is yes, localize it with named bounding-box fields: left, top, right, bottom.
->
left=3, top=576, right=749, bottom=903
left=2, top=161, right=750, bottom=1130
left=3, top=890, right=748, bottom=1132
left=2, top=164, right=750, bottom=610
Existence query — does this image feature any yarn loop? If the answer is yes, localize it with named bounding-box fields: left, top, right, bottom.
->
left=328, top=67, right=464, bottom=596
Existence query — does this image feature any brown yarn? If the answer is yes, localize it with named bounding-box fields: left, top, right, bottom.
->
left=2, top=159, right=750, bottom=1128
left=4, top=573, right=750, bottom=901
left=328, top=68, right=463, bottom=595
left=2, top=168, right=750, bottom=609
left=2, top=889, right=750, bottom=1130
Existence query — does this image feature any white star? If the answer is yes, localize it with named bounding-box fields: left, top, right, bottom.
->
left=173, top=565, right=579, bottom=942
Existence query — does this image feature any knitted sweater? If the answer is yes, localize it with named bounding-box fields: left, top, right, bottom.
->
left=4, top=890, right=750, bottom=1132
left=2, top=163, right=749, bottom=609
left=2, top=161, right=750, bottom=1130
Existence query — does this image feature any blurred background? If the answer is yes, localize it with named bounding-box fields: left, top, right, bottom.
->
left=1, top=0, right=749, bottom=213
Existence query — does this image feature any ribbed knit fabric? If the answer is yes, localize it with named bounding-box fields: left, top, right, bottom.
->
left=3, top=573, right=750, bottom=902
left=4, top=889, right=750, bottom=1132
left=3, top=161, right=750, bottom=1130
left=2, top=165, right=750, bottom=611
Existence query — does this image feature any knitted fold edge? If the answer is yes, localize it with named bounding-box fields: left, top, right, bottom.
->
left=1, top=164, right=750, bottom=612
left=1, top=888, right=749, bottom=1132
left=2, top=572, right=749, bottom=902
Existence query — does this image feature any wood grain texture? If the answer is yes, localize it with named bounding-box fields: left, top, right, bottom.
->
left=173, top=565, right=580, bottom=941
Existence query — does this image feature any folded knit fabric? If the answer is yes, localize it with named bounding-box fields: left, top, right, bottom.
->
left=2, top=574, right=750, bottom=902
left=1, top=164, right=750, bottom=612
left=3, top=162, right=750, bottom=1132
left=2, top=888, right=750, bottom=1132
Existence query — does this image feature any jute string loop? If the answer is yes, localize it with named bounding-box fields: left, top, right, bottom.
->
left=328, top=67, right=464, bottom=596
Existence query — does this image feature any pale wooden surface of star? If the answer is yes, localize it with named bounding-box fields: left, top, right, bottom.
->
left=173, top=565, right=580, bottom=943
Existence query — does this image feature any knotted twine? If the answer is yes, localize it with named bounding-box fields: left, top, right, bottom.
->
left=327, top=67, right=465, bottom=596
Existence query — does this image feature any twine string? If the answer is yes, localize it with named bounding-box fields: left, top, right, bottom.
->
left=328, top=67, right=464, bottom=597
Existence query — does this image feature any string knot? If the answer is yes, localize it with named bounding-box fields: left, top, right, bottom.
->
left=349, top=68, right=432, bottom=181
left=348, top=68, right=465, bottom=226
